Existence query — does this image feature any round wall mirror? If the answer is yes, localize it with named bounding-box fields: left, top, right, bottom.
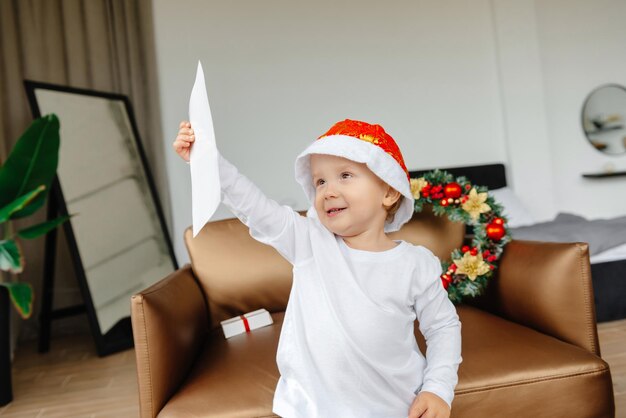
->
left=582, top=84, right=626, bottom=155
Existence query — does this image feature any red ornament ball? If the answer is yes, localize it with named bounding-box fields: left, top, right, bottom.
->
left=486, top=222, right=506, bottom=241
left=444, top=182, right=462, bottom=198
left=493, top=217, right=505, bottom=225
left=462, top=245, right=470, bottom=253
left=440, top=198, right=449, bottom=207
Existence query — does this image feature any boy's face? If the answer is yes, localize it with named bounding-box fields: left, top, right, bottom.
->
left=310, top=154, right=399, bottom=238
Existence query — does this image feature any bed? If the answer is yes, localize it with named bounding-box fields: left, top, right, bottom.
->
left=410, top=163, right=626, bottom=323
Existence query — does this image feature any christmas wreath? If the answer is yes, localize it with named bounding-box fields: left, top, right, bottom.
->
left=410, top=170, right=511, bottom=304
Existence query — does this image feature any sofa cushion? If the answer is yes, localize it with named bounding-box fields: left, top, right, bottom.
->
left=452, top=306, right=613, bottom=418
left=157, top=305, right=613, bottom=418
left=185, top=218, right=293, bottom=329
left=388, top=206, right=465, bottom=262
left=159, top=311, right=285, bottom=418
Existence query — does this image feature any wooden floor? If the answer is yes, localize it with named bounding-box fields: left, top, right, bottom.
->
left=0, top=335, right=138, bottom=417
left=1, top=319, right=625, bottom=417
left=600, top=318, right=626, bottom=416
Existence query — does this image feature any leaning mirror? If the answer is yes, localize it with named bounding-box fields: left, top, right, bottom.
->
left=582, top=83, right=626, bottom=155
left=24, top=81, right=178, bottom=356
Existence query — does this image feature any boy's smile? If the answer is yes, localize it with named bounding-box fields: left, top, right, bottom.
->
left=310, top=154, right=400, bottom=249
left=326, top=207, right=346, bottom=217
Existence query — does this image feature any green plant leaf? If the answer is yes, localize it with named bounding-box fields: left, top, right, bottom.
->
left=17, top=214, right=73, bottom=239
left=0, top=239, right=23, bottom=274
left=0, top=114, right=60, bottom=219
left=0, top=185, right=46, bottom=223
left=0, top=282, right=33, bottom=319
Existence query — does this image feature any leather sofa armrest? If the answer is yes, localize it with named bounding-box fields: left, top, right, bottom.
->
left=131, top=264, right=208, bottom=418
left=467, top=240, right=601, bottom=356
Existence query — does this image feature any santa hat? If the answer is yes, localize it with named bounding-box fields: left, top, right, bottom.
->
left=295, top=119, right=414, bottom=232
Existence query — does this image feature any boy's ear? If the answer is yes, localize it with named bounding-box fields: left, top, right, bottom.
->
left=383, top=186, right=401, bottom=206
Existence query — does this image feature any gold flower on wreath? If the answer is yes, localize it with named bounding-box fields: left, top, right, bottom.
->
left=462, top=188, right=491, bottom=221
left=410, top=177, right=428, bottom=199
left=452, top=252, right=491, bottom=281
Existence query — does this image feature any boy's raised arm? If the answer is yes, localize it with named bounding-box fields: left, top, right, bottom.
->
left=216, top=152, right=308, bottom=265
left=174, top=121, right=308, bottom=265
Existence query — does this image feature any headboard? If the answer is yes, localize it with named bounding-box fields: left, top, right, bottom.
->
left=409, top=163, right=507, bottom=190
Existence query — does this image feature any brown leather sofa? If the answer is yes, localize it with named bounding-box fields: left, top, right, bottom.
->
left=131, top=209, right=615, bottom=417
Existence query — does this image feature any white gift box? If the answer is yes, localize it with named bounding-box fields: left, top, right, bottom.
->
left=220, top=308, right=274, bottom=339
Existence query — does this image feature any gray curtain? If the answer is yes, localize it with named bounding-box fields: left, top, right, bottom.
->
left=0, top=0, right=171, bottom=342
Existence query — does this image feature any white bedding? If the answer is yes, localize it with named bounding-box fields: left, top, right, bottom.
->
left=488, top=187, right=626, bottom=265
left=590, top=243, right=626, bottom=264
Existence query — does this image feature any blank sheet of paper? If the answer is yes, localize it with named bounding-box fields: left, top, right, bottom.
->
left=189, top=61, right=220, bottom=237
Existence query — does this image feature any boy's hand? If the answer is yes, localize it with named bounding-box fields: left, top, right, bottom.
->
left=408, top=391, right=451, bottom=418
left=172, top=120, right=195, bottom=162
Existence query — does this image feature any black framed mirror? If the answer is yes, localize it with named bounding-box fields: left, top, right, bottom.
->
left=581, top=83, right=626, bottom=155
left=24, top=81, right=178, bottom=356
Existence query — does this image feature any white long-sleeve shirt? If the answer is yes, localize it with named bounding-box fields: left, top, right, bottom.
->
left=216, top=153, right=462, bottom=418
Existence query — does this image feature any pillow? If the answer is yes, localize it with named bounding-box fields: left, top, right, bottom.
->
left=489, top=187, right=536, bottom=228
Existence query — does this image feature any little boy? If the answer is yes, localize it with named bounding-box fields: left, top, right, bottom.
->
left=173, top=119, right=462, bottom=418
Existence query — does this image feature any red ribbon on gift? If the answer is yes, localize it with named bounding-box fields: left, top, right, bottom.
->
left=240, top=315, right=251, bottom=332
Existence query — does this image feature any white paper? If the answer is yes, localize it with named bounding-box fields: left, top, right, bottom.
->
left=189, top=61, right=221, bottom=237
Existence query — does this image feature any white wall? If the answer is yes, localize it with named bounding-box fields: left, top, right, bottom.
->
left=490, top=0, right=556, bottom=221
left=152, top=0, right=626, bottom=266
left=153, top=0, right=510, bottom=264
left=534, top=0, right=626, bottom=218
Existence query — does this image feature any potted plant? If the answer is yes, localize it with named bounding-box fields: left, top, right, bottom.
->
left=0, top=114, right=71, bottom=405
